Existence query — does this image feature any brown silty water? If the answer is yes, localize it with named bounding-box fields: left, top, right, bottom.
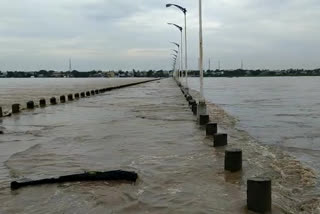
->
left=0, top=78, right=318, bottom=213
left=0, top=78, right=151, bottom=113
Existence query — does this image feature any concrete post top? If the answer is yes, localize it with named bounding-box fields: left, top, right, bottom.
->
left=226, top=148, right=242, bottom=153
left=248, top=177, right=271, bottom=183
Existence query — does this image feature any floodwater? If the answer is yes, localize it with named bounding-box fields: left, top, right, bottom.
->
left=0, top=78, right=319, bottom=213
left=0, top=78, right=150, bottom=112
left=188, top=77, right=320, bottom=172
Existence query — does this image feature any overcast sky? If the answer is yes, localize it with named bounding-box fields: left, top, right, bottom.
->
left=0, top=0, right=319, bottom=71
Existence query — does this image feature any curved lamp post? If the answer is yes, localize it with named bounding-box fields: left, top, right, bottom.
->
left=170, top=42, right=181, bottom=79
left=166, top=3, right=188, bottom=88
left=168, top=23, right=183, bottom=83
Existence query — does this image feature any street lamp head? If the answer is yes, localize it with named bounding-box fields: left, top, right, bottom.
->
left=165, top=3, right=187, bottom=14
left=170, top=41, right=180, bottom=48
left=171, top=49, right=178, bottom=54
left=167, top=22, right=183, bottom=32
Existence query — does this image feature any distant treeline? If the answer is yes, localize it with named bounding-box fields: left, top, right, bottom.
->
left=185, top=68, right=320, bottom=77
left=0, top=70, right=170, bottom=78
left=1, top=68, right=320, bottom=78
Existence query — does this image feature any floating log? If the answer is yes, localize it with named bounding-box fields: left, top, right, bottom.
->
left=11, top=170, right=138, bottom=190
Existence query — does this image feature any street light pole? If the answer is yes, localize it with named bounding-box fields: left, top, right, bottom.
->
left=170, top=42, right=180, bottom=79
left=168, top=23, right=183, bottom=85
left=198, top=0, right=207, bottom=117
left=166, top=3, right=188, bottom=89
left=199, top=0, right=204, bottom=100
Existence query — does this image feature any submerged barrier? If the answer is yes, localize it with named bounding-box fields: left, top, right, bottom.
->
left=174, top=78, right=272, bottom=213
left=0, top=78, right=159, bottom=117
left=11, top=170, right=138, bottom=190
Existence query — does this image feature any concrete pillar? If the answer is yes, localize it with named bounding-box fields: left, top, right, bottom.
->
left=68, top=94, right=73, bottom=101
left=192, top=103, right=197, bottom=115
left=225, top=149, right=242, bottom=172
left=213, top=133, right=228, bottom=147
left=199, top=114, right=209, bottom=125
left=91, top=90, right=95, bottom=95
left=80, top=92, right=85, bottom=98
left=60, top=95, right=66, bottom=103
left=12, top=104, right=20, bottom=113
left=0, top=107, right=3, bottom=117
left=247, top=178, right=272, bottom=213
left=50, top=97, right=57, bottom=105
left=197, top=100, right=207, bottom=118
left=75, top=93, right=80, bottom=99
left=86, top=91, right=91, bottom=96
left=206, top=123, right=218, bottom=136
left=39, top=99, right=46, bottom=107
left=26, top=101, right=34, bottom=109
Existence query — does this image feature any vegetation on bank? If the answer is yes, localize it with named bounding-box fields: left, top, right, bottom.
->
left=0, top=68, right=320, bottom=78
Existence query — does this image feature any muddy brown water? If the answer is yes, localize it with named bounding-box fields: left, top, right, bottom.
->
left=0, top=78, right=318, bottom=213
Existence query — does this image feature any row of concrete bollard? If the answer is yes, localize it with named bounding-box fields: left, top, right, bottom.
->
left=175, top=80, right=271, bottom=213
left=0, top=79, right=160, bottom=118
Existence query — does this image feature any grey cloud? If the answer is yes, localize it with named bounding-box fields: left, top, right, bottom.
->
left=0, top=0, right=319, bottom=71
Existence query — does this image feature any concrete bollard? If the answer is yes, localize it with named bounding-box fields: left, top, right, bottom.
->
left=213, top=133, right=228, bottom=147
left=60, top=95, right=66, bottom=103
left=186, top=96, right=193, bottom=102
left=192, top=103, right=197, bottom=115
left=75, top=93, right=80, bottom=99
left=50, top=97, right=57, bottom=105
left=80, top=92, right=85, bottom=98
left=99, top=89, right=103, bottom=93
left=247, top=178, right=272, bottom=213
left=206, top=123, right=218, bottom=136
left=91, top=90, right=95, bottom=95
left=86, top=91, right=91, bottom=96
left=39, top=99, right=46, bottom=107
left=95, top=90, right=99, bottom=94
left=12, top=104, right=20, bottom=113
left=199, top=114, right=209, bottom=125
left=189, top=99, right=196, bottom=106
left=0, top=107, right=3, bottom=117
left=26, top=101, right=35, bottom=109
left=225, top=149, right=242, bottom=172
left=68, top=94, right=73, bottom=101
